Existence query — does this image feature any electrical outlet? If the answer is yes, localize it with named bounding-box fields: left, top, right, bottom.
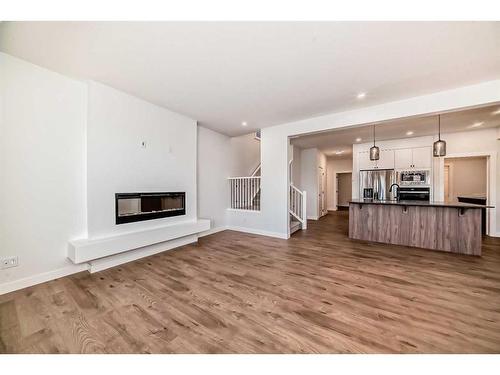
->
left=1, top=256, right=18, bottom=269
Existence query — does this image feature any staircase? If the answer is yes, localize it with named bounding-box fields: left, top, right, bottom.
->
left=290, top=217, right=301, bottom=234
left=289, top=184, right=307, bottom=234
left=228, top=163, right=261, bottom=211
left=228, top=134, right=261, bottom=211
left=228, top=162, right=306, bottom=236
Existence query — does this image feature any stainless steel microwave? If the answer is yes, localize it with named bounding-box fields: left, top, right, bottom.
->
left=397, top=170, right=430, bottom=186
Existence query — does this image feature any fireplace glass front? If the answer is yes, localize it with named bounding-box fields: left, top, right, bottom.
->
left=115, top=192, right=185, bottom=224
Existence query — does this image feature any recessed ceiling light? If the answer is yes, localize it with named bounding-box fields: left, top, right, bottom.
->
left=355, top=137, right=362, bottom=142
left=491, top=108, right=500, bottom=115
left=241, top=121, right=248, bottom=126
left=335, top=150, right=345, bottom=155
left=356, top=92, right=366, bottom=99
left=470, top=121, right=484, bottom=128
left=406, top=131, right=414, bottom=136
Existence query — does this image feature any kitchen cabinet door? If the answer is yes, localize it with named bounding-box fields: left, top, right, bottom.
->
left=377, top=149, right=395, bottom=169
left=412, top=147, right=432, bottom=169
left=394, top=148, right=412, bottom=169
left=358, top=151, right=377, bottom=170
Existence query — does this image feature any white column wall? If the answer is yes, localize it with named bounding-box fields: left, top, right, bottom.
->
left=0, top=53, right=88, bottom=293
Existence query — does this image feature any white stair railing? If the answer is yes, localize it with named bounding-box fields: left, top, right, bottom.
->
left=250, top=163, right=261, bottom=177
left=290, top=184, right=307, bottom=229
left=228, top=176, right=261, bottom=211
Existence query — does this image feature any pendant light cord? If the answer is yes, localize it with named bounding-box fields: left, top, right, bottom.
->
left=373, top=125, right=376, bottom=146
left=438, top=115, right=441, bottom=140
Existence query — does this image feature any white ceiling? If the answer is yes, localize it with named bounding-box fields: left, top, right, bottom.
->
left=291, top=104, right=500, bottom=158
left=1, top=22, right=499, bottom=136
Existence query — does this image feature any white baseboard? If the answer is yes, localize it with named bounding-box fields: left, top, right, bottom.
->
left=197, top=225, right=289, bottom=239
left=0, top=263, right=88, bottom=296
left=307, top=215, right=319, bottom=220
left=198, top=226, right=227, bottom=237
left=226, top=225, right=288, bottom=239
left=88, top=235, right=198, bottom=273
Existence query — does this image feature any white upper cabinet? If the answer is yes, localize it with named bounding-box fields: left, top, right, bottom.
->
left=358, top=151, right=376, bottom=170
left=412, top=147, right=432, bottom=169
left=358, top=149, right=394, bottom=170
left=377, top=149, right=395, bottom=169
left=395, top=146, right=431, bottom=169
left=394, top=148, right=413, bottom=169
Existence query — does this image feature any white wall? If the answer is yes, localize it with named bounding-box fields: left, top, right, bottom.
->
left=229, top=132, right=260, bottom=176
left=318, top=151, right=327, bottom=173
left=86, top=82, right=198, bottom=238
left=297, top=148, right=328, bottom=220
left=0, top=53, right=88, bottom=292
left=318, top=151, right=327, bottom=217
left=0, top=54, right=203, bottom=294
left=300, top=149, right=319, bottom=219
left=326, top=158, right=353, bottom=210
left=290, top=145, right=302, bottom=188
left=224, top=132, right=274, bottom=236
left=197, top=126, right=230, bottom=233
left=225, top=126, right=288, bottom=238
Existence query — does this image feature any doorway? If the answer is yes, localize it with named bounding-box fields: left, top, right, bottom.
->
left=336, top=172, right=352, bottom=211
left=444, top=156, right=488, bottom=234
left=444, top=156, right=487, bottom=203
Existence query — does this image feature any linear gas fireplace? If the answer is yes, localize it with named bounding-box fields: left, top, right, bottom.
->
left=115, top=192, right=185, bottom=224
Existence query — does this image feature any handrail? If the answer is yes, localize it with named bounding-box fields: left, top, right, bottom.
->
left=228, top=176, right=261, bottom=180
left=228, top=176, right=261, bottom=211
left=251, top=163, right=261, bottom=177
left=289, top=184, right=307, bottom=230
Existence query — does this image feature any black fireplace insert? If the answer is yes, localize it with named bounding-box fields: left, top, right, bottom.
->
left=115, top=192, right=185, bottom=224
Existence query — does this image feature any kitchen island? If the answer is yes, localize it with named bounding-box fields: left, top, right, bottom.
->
left=349, top=199, right=490, bottom=256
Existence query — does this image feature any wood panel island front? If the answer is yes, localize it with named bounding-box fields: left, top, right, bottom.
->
left=349, top=200, right=489, bottom=256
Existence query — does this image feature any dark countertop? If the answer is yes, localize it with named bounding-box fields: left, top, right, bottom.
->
left=349, top=199, right=493, bottom=209
left=457, top=195, right=487, bottom=200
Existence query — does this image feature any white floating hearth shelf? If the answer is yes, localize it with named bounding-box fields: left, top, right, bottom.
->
left=68, top=219, right=210, bottom=264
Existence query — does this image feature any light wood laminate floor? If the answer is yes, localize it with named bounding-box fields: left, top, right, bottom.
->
left=1, top=211, right=500, bottom=353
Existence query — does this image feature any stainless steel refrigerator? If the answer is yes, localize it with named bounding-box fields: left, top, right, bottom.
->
left=359, top=169, right=396, bottom=201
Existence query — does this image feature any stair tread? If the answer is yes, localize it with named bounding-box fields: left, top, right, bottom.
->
left=290, top=221, right=301, bottom=234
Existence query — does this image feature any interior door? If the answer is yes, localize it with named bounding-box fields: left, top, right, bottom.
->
left=337, top=173, right=352, bottom=208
